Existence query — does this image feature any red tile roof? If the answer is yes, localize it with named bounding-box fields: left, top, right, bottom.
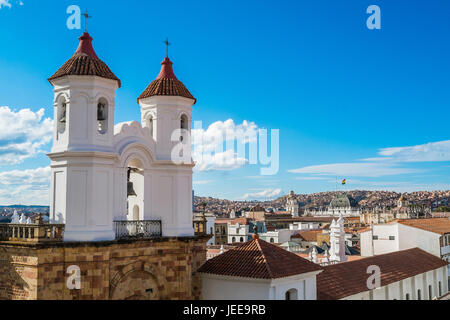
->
left=398, top=218, right=450, bottom=235
left=138, top=57, right=195, bottom=103
left=267, top=217, right=334, bottom=223
left=48, top=32, right=121, bottom=87
left=292, top=230, right=323, bottom=242
left=229, top=217, right=251, bottom=225
left=198, top=237, right=322, bottom=279
left=317, top=248, right=448, bottom=300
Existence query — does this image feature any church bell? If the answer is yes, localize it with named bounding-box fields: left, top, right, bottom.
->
left=97, top=103, right=106, bottom=121
left=127, top=168, right=137, bottom=197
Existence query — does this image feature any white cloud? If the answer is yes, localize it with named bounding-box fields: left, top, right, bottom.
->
left=290, top=140, right=450, bottom=179
left=293, top=176, right=331, bottom=181
left=339, top=179, right=450, bottom=193
left=0, top=0, right=11, bottom=8
left=373, top=140, right=450, bottom=163
left=192, top=119, right=257, bottom=172
left=194, top=149, right=248, bottom=172
left=0, top=166, right=50, bottom=205
left=242, top=188, right=283, bottom=200
left=0, top=106, right=53, bottom=165
left=193, top=180, right=213, bottom=185
left=288, top=162, right=419, bottom=178
left=0, top=0, right=23, bottom=9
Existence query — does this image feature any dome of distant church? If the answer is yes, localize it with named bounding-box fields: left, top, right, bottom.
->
left=329, top=193, right=352, bottom=208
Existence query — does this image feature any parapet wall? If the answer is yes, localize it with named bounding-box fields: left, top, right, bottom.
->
left=0, top=236, right=208, bottom=300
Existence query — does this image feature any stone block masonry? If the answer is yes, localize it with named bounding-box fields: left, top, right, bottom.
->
left=0, top=236, right=209, bottom=300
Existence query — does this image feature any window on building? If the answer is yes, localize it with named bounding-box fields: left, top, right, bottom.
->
left=180, top=114, right=188, bottom=142
left=97, top=99, right=108, bottom=134
left=428, top=285, right=433, bottom=300
left=270, top=238, right=274, bottom=243
left=147, top=116, right=154, bottom=138
left=57, top=102, right=67, bottom=135
left=439, top=282, right=442, bottom=297
left=285, top=289, right=298, bottom=300
left=240, top=237, right=244, bottom=242
left=373, top=235, right=378, bottom=240
left=389, top=236, right=395, bottom=240
left=232, top=237, right=236, bottom=243
left=417, top=289, right=421, bottom=300
left=405, top=293, right=410, bottom=300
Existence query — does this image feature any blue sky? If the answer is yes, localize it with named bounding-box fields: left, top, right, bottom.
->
left=0, top=0, right=449, bottom=204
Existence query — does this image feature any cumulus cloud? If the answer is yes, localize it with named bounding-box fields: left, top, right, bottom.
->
left=0, top=167, right=50, bottom=205
left=192, top=119, right=257, bottom=172
left=242, top=188, right=282, bottom=200
left=0, top=106, right=53, bottom=165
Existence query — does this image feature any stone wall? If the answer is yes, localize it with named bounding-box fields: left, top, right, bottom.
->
left=0, top=236, right=208, bottom=300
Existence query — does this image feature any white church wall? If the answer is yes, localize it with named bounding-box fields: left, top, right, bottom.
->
left=113, top=168, right=127, bottom=221
left=48, top=40, right=196, bottom=242
left=360, top=230, right=373, bottom=257
left=360, top=223, right=444, bottom=259
left=372, top=224, right=399, bottom=255
left=342, top=266, right=448, bottom=300
left=201, top=275, right=271, bottom=300
left=397, top=224, right=442, bottom=257
left=201, top=273, right=320, bottom=300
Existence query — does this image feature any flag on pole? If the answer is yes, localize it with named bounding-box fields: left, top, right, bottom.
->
left=342, top=179, right=346, bottom=185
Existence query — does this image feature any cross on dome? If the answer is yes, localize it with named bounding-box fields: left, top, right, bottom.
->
left=163, top=38, right=171, bottom=58
left=82, top=9, right=92, bottom=32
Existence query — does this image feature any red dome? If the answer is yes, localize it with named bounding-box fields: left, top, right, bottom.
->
left=137, top=57, right=195, bottom=103
left=48, top=32, right=121, bottom=87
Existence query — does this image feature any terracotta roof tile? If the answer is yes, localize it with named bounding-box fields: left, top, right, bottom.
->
left=398, top=218, right=450, bottom=235
left=138, top=57, right=195, bottom=103
left=48, top=32, right=120, bottom=87
left=292, top=230, right=322, bottom=242
left=317, top=248, right=448, bottom=300
left=198, top=237, right=322, bottom=279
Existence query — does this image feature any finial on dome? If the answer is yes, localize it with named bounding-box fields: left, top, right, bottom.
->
left=252, top=224, right=259, bottom=240
left=163, top=38, right=171, bottom=58
left=82, top=9, right=92, bottom=33
left=156, top=57, right=178, bottom=80
left=75, top=32, right=99, bottom=59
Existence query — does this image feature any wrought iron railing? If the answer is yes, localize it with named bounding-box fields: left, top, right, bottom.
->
left=0, top=223, right=65, bottom=242
left=114, top=220, right=162, bottom=240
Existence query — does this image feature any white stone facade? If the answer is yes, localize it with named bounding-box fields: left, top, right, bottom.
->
left=201, top=272, right=320, bottom=300
left=48, top=76, right=195, bottom=241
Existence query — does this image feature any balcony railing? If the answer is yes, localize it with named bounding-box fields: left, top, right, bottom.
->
left=114, top=220, right=162, bottom=240
left=0, top=223, right=65, bottom=243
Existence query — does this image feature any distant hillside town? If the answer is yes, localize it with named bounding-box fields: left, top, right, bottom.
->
left=194, top=190, right=450, bottom=216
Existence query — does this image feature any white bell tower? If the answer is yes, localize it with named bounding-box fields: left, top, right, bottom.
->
left=286, top=191, right=299, bottom=217
left=329, top=214, right=347, bottom=262
left=137, top=55, right=196, bottom=237
left=47, top=32, right=121, bottom=241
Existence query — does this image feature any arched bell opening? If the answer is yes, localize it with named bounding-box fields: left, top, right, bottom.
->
left=126, top=158, right=144, bottom=222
